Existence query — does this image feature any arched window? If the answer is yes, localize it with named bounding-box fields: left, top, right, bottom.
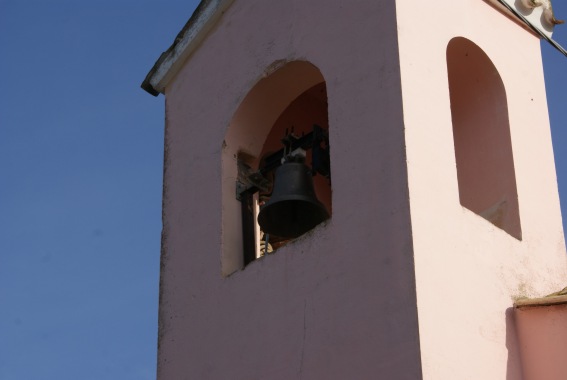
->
left=447, top=37, right=521, bottom=239
left=221, top=61, right=332, bottom=275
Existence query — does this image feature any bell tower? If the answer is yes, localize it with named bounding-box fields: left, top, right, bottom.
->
left=142, top=0, right=567, bottom=378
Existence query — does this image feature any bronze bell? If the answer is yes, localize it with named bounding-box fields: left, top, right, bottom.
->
left=258, top=161, right=329, bottom=239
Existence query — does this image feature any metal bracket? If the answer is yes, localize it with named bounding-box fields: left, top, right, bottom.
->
left=236, top=161, right=271, bottom=201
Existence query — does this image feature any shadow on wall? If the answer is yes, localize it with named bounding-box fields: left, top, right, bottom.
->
left=447, top=37, right=522, bottom=240
left=506, top=308, right=525, bottom=380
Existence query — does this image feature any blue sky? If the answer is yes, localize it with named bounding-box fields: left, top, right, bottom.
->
left=0, top=1, right=565, bottom=379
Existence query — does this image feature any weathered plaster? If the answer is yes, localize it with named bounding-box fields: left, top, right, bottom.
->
left=396, top=0, right=567, bottom=378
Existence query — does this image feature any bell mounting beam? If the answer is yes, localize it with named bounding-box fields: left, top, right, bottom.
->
left=236, top=124, right=330, bottom=201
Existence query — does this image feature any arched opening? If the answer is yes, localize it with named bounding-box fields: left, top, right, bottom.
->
left=222, top=61, right=332, bottom=275
left=447, top=37, right=522, bottom=240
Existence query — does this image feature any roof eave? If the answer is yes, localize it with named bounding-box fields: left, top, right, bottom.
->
left=141, top=0, right=235, bottom=96
left=486, top=0, right=567, bottom=57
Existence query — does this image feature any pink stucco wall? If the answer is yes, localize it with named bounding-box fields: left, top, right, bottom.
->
left=154, top=0, right=567, bottom=379
left=159, top=1, right=421, bottom=379
left=397, top=0, right=567, bottom=379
